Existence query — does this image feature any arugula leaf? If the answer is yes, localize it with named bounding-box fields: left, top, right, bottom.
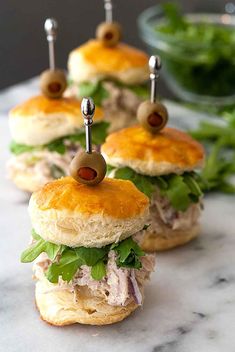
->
left=21, top=239, right=47, bottom=263
left=128, top=84, right=149, bottom=99
left=156, top=3, right=235, bottom=97
left=77, top=79, right=149, bottom=104
left=190, top=122, right=235, bottom=148
left=115, top=167, right=155, bottom=198
left=74, top=246, right=109, bottom=267
left=46, top=246, right=109, bottom=283
left=78, top=81, right=109, bottom=106
left=31, top=229, right=41, bottom=241
left=111, top=237, right=145, bottom=269
left=46, top=139, right=66, bottom=154
left=10, top=141, right=40, bottom=155
left=46, top=248, right=83, bottom=283
left=10, top=122, right=109, bottom=156
left=114, top=80, right=149, bottom=99
left=91, top=121, right=109, bottom=145
left=106, top=164, right=116, bottom=175
left=21, top=236, right=61, bottom=263
left=91, top=260, right=106, bottom=280
left=164, top=175, right=191, bottom=212
left=162, top=2, right=186, bottom=31
left=201, top=140, right=235, bottom=193
left=22, top=231, right=147, bottom=283
left=113, top=167, right=203, bottom=211
left=190, top=118, right=235, bottom=194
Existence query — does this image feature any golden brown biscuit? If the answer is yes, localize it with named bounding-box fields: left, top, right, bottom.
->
left=9, top=95, right=104, bottom=146
left=35, top=279, right=138, bottom=326
left=68, top=39, right=149, bottom=85
left=29, top=177, right=149, bottom=248
left=102, top=125, right=205, bottom=176
left=141, top=224, right=200, bottom=252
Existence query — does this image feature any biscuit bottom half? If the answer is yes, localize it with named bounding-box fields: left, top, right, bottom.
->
left=141, top=224, right=200, bottom=252
left=35, top=279, right=139, bottom=326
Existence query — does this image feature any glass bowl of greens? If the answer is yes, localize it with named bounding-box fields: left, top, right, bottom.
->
left=138, top=3, right=235, bottom=106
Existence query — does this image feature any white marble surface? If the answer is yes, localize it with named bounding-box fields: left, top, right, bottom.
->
left=0, top=80, right=235, bottom=352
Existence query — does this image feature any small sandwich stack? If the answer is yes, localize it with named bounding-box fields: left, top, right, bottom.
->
left=67, top=1, right=149, bottom=132
left=21, top=98, right=155, bottom=326
left=102, top=56, right=205, bottom=251
left=8, top=96, right=105, bottom=193
left=8, top=18, right=107, bottom=193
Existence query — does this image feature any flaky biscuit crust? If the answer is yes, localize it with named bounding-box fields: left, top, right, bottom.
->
left=141, top=225, right=200, bottom=252
left=102, top=125, right=205, bottom=176
left=9, top=95, right=103, bottom=145
left=35, top=280, right=138, bottom=326
left=29, top=177, right=149, bottom=247
left=68, top=39, right=149, bottom=84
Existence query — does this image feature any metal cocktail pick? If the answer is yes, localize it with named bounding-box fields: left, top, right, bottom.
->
left=104, top=0, right=113, bottom=23
left=44, top=18, right=58, bottom=71
left=40, top=18, right=66, bottom=99
left=96, top=0, right=121, bottom=46
left=70, top=97, right=106, bottom=185
left=137, top=55, right=168, bottom=133
left=149, top=55, right=161, bottom=104
left=81, top=98, right=95, bottom=154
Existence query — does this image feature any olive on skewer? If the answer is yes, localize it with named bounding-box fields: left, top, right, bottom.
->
left=96, top=0, right=122, bottom=47
left=39, top=18, right=67, bottom=99
left=137, top=55, right=168, bottom=134
left=70, top=98, right=106, bottom=186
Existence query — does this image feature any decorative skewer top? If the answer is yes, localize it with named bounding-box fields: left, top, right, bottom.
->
left=96, top=0, right=122, bottom=47
left=70, top=98, right=107, bottom=186
left=104, top=0, right=113, bottom=23
left=44, top=18, right=58, bottom=42
left=149, top=55, right=161, bottom=103
left=44, top=18, right=58, bottom=70
left=81, top=97, right=95, bottom=154
left=40, top=18, right=67, bottom=99
left=137, top=55, right=168, bottom=134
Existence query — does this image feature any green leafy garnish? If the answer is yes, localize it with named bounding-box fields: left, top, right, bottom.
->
left=190, top=119, right=235, bottom=194
left=10, top=141, right=40, bottom=155
left=111, top=237, right=145, bottom=269
left=75, top=79, right=149, bottom=104
left=112, top=166, right=203, bottom=211
left=10, top=122, right=109, bottom=155
left=114, top=81, right=149, bottom=99
left=21, top=236, right=62, bottom=263
left=115, top=167, right=155, bottom=198
left=91, top=260, right=107, bottom=281
left=155, top=2, right=235, bottom=97
left=78, top=81, right=109, bottom=106
left=21, top=231, right=145, bottom=282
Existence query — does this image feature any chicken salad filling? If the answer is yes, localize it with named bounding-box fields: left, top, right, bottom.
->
left=22, top=230, right=155, bottom=307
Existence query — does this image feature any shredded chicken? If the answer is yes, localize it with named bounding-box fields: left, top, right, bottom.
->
left=33, top=249, right=155, bottom=307
left=7, top=142, right=82, bottom=185
left=136, top=189, right=202, bottom=240
left=66, top=81, right=144, bottom=132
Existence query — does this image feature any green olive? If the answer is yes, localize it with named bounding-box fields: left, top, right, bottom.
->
left=40, top=69, right=67, bottom=99
left=96, top=21, right=122, bottom=47
left=137, top=101, right=168, bottom=133
left=70, top=150, right=107, bottom=186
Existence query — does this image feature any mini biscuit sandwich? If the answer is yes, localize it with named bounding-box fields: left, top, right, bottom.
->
left=66, top=0, right=149, bottom=132
left=8, top=19, right=107, bottom=193
left=21, top=98, right=155, bottom=326
left=102, top=56, right=205, bottom=251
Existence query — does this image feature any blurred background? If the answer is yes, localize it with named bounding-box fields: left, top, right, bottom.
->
left=0, top=0, right=226, bottom=91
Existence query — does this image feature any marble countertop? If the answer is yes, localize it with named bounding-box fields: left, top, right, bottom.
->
left=1, top=79, right=235, bottom=352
